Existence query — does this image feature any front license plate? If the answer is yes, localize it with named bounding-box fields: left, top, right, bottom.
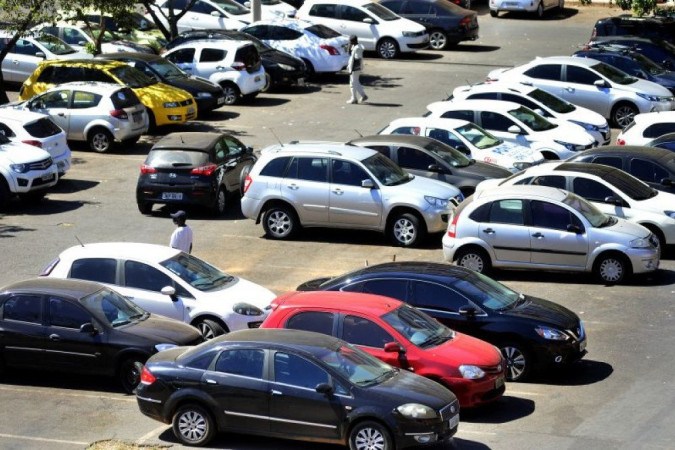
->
left=217, top=96, right=225, bottom=105
left=161, top=192, right=183, bottom=200
left=495, top=376, right=505, bottom=390
left=579, top=339, right=587, bottom=352
left=447, top=414, right=459, bottom=430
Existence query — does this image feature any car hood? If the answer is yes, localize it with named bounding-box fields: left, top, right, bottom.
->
left=614, top=77, right=673, bottom=96
left=502, top=295, right=579, bottom=329
left=296, top=277, right=332, bottom=291
left=533, top=122, right=595, bottom=146
left=479, top=141, right=544, bottom=167
left=604, top=216, right=652, bottom=239
left=390, top=173, right=461, bottom=198
left=454, top=160, right=513, bottom=179
left=165, top=75, right=223, bottom=95
left=369, top=367, right=457, bottom=408
left=0, top=141, right=52, bottom=164
left=197, top=277, right=276, bottom=311
left=429, top=331, right=503, bottom=367
left=120, top=313, right=201, bottom=344
left=556, top=106, right=608, bottom=127
left=134, top=82, right=193, bottom=103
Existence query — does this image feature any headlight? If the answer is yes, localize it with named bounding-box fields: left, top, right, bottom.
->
left=665, top=210, right=675, bottom=219
left=630, top=237, right=651, bottom=248
left=396, top=403, right=438, bottom=419
left=425, top=195, right=449, bottom=208
left=277, top=63, right=294, bottom=71
left=512, top=162, right=533, bottom=171
left=636, top=93, right=670, bottom=102
left=155, top=343, right=178, bottom=352
left=535, top=326, right=568, bottom=341
left=163, top=101, right=180, bottom=108
left=196, top=92, right=213, bottom=98
left=459, top=365, right=485, bottom=379
left=553, top=140, right=584, bottom=151
left=402, top=31, right=417, bottom=37
left=10, top=163, right=28, bottom=173
left=569, top=120, right=598, bottom=132
left=233, top=302, right=264, bottom=316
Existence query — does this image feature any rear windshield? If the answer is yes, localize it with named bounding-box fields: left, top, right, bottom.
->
left=528, top=88, right=575, bottom=114
left=24, top=117, right=62, bottom=138
left=212, top=0, right=249, bottom=15
left=364, top=3, right=400, bottom=21
left=603, top=169, right=658, bottom=200
left=306, top=24, right=341, bottom=39
left=109, top=65, right=155, bottom=88
left=235, top=44, right=260, bottom=71
left=145, top=149, right=209, bottom=168
left=110, top=88, right=141, bottom=109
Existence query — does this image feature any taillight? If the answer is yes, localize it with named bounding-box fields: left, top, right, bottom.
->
left=140, top=366, right=156, bottom=385
left=447, top=210, right=460, bottom=238
left=243, top=174, right=252, bottom=194
left=232, top=62, right=246, bottom=71
left=320, top=44, right=339, bottom=56
left=141, top=164, right=157, bottom=174
left=22, top=139, right=42, bottom=148
left=459, top=16, right=472, bottom=26
left=110, top=109, right=129, bottom=119
left=616, top=138, right=625, bottom=146
left=191, top=163, right=218, bottom=176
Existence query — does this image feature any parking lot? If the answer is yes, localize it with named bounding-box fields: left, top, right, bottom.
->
left=1, top=4, right=675, bottom=450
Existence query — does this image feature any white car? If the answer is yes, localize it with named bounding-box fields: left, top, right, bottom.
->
left=489, top=0, right=563, bottom=18
left=616, top=111, right=675, bottom=146
left=163, top=39, right=266, bottom=105
left=426, top=99, right=597, bottom=160
left=36, top=23, right=154, bottom=54
left=241, top=19, right=349, bottom=74
left=476, top=161, right=675, bottom=250
left=487, top=56, right=675, bottom=128
left=233, top=0, right=297, bottom=19
left=0, top=109, right=71, bottom=177
left=450, top=82, right=611, bottom=145
left=148, top=0, right=250, bottom=34
left=42, top=242, right=276, bottom=340
left=379, top=116, right=545, bottom=172
left=297, top=0, right=429, bottom=59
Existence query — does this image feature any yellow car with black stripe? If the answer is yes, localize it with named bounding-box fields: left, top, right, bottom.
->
left=20, top=59, right=197, bottom=127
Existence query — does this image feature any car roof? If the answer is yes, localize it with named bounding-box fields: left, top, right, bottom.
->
left=38, top=59, right=128, bottom=69
left=327, top=261, right=479, bottom=282
left=260, top=143, right=378, bottom=159
left=274, top=291, right=403, bottom=316
left=96, top=52, right=164, bottom=63
left=169, top=38, right=252, bottom=50
left=555, top=161, right=625, bottom=177
left=152, top=132, right=224, bottom=151
left=0, top=108, right=50, bottom=123
left=303, top=0, right=370, bottom=6
left=59, top=242, right=181, bottom=263
left=42, top=81, right=125, bottom=94
left=573, top=145, right=675, bottom=164
left=388, top=116, right=471, bottom=128
left=429, top=99, right=525, bottom=113
left=349, top=134, right=441, bottom=148
left=529, top=56, right=599, bottom=67
left=475, top=184, right=570, bottom=202
left=453, top=82, right=535, bottom=96
left=1, top=277, right=104, bottom=299
left=208, top=328, right=345, bottom=351
left=247, top=18, right=315, bottom=30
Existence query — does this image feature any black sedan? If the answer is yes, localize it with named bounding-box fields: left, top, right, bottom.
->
left=648, top=132, right=675, bottom=152
left=348, top=134, right=512, bottom=196
left=136, top=132, right=257, bottom=216
left=0, top=278, right=201, bottom=393
left=297, top=261, right=587, bottom=381
left=136, top=328, right=459, bottom=448
left=567, top=145, right=675, bottom=194
left=96, top=52, right=226, bottom=115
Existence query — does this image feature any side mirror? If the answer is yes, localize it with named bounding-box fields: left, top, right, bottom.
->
left=211, top=11, right=223, bottom=17
left=244, top=1, right=251, bottom=6
left=246, top=146, right=254, bottom=155
left=566, top=224, right=583, bottom=234
left=77, top=40, right=87, bottom=46
left=507, top=125, right=523, bottom=134
left=458, top=305, right=477, bottom=318
left=427, top=164, right=443, bottom=173
left=593, top=79, right=608, bottom=88
left=315, top=383, right=333, bottom=395
left=361, top=179, right=375, bottom=189
left=663, top=60, right=673, bottom=70
left=80, top=322, right=98, bottom=334
left=660, top=178, right=673, bottom=186
left=455, top=145, right=470, bottom=156
left=534, top=108, right=546, bottom=116
left=604, top=195, right=624, bottom=206
left=161, top=285, right=178, bottom=301
left=363, top=17, right=375, bottom=24
left=35, top=51, right=46, bottom=59
left=384, top=342, right=405, bottom=354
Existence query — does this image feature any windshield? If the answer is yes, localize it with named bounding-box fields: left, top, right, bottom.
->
left=212, top=0, right=250, bottom=15
left=147, top=59, right=187, bottom=78
left=36, top=33, right=77, bottom=55
left=364, top=3, right=400, bottom=20
left=562, top=192, right=609, bottom=227
left=318, top=344, right=396, bottom=387
left=454, top=123, right=502, bottom=150
left=508, top=106, right=557, bottom=131
left=160, top=253, right=236, bottom=291
left=631, top=52, right=666, bottom=75
left=528, top=88, right=575, bottom=114
left=82, top=287, right=148, bottom=327
left=382, top=305, right=454, bottom=348
left=109, top=65, right=155, bottom=88
left=361, top=153, right=411, bottom=186
left=591, top=61, right=637, bottom=85
left=451, top=271, right=521, bottom=311
left=425, top=140, right=472, bottom=168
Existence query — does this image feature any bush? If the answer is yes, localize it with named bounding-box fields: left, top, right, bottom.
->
left=613, top=0, right=659, bottom=16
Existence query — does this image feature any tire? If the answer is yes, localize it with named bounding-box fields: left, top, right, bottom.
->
left=147, top=109, right=157, bottom=131
left=221, top=82, right=240, bottom=106
left=137, top=200, right=153, bottom=215
left=611, top=102, right=638, bottom=128
left=87, top=127, right=115, bottom=153
left=260, top=72, right=272, bottom=92
left=594, top=253, right=630, bottom=284
left=455, top=247, right=491, bottom=274
left=0, top=177, right=9, bottom=210
left=195, top=318, right=226, bottom=340
left=348, top=420, right=393, bottom=450
left=118, top=356, right=145, bottom=394
left=490, top=9, right=498, bottom=17
left=389, top=212, right=425, bottom=247
left=377, top=38, right=399, bottom=59
left=172, top=404, right=216, bottom=447
left=500, top=342, right=531, bottom=382
left=211, top=187, right=226, bottom=216
left=536, top=1, right=544, bottom=18
left=429, top=30, right=448, bottom=50
left=302, top=59, right=315, bottom=78
left=262, top=204, right=298, bottom=240
left=239, top=165, right=252, bottom=197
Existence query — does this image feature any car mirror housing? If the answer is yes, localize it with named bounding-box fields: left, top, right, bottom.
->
left=458, top=305, right=477, bottom=317
left=315, top=383, right=333, bottom=395
left=507, top=125, right=522, bottom=134
left=35, top=51, right=45, bottom=59
left=210, top=11, right=223, bottom=17
left=604, top=195, right=624, bottom=206
left=566, top=224, right=583, bottom=234
left=384, top=342, right=405, bottom=354
left=161, top=285, right=177, bottom=299
left=427, top=164, right=443, bottom=173
left=593, top=79, right=608, bottom=88
left=80, top=322, right=98, bottom=334
left=660, top=178, right=673, bottom=186
left=363, top=17, right=376, bottom=24
left=361, top=179, right=375, bottom=189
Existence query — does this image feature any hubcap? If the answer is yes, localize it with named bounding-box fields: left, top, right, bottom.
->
left=459, top=253, right=484, bottom=272
left=198, top=322, right=216, bottom=340
left=178, top=410, right=207, bottom=443
left=379, top=42, right=396, bottom=59
left=615, top=107, right=635, bottom=128
left=394, top=218, right=416, bottom=245
left=600, top=258, right=623, bottom=282
left=354, top=427, right=385, bottom=450
left=268, top=211, right=291, bottom=236
left=429, top=32, right=446, bottom=50
left=502, top=346, right=526, bottom=380
left=92, top=133, right=110, bottom=152
left=224, top=87, right=238, bottom=105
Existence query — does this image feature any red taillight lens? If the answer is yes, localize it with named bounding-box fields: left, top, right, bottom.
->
left=141, top=164, right=157, bottom=174
left=232, top=62, right=246, bottom=71
left=447, top=210, right=460, bottom=238
left=191, top=163, right=218, bottom=176
left=140, top=366, right=156, bottom=385
left=459, top=16, right=472, bottom=26
left=22, top=139, right=42, bottom=148
left=320, top=44, right=339, bottom=56
left=617, top=138, right=625, bottom=146
left=110, top=109, right=129, bottom=119
left=243, top=174, right=252, bottom=194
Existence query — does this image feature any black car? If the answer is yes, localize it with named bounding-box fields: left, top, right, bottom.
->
left=348, top=134, right=511, bottom=196
left=297, top=261, right=587, bottom=381
left=162, top=29, right=307, bottom=90
left=0, top=278, right=201, bottom=393
left=136, top=328, right=459, bottom=448
left=567, top=145, right=675, bottom=194
left=136, top=132, right=257, bottom=215
left=648, top=132, right=675, bottom=152
left=380, top=0, right=478, bottom=50
left=96, top=52, right=226, bottom=115
left=587, top=36, right=675, bottom=70
left=591, top=15, right=675, bottom=44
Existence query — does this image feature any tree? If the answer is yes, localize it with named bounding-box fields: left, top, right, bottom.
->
left=139, top=0, right=198, bottom=41
left=614, top=0, right=659, bottom=16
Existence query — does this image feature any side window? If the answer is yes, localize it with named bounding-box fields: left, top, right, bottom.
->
left=331, top=159, right=369, bottom=186
left=71, top=91, right=101, bottom=109
left=592, top=156, right=623, bottom=170
left=70, top=258, right=117, bottom=284
left=274, top=352, right=328, bottom=388
left=3, top=295, right=42, bottom=323
left=166, top=48, right=195, bottom=65
left=643, top=123, right=675, bottom=139
left=365, top=145, right=391, bottom=157
left=523, top=64, right=562, bottom=81
left=397, top=147, right=436, bottom=170
left=531, top=175, right=566, bottom=189
left=286, top=311, right=335, bottom=335
left=342, top=315, right=393, bottom=348
left=200, top=48, right=226, bottom=63
left=411, top=281, right=465, bottom=312
left=467, top=92, right=499, bottom=100
left=260, top=156, right=290, bottom=177
left=124, top=261, right=174, bottom=292
left=380, top=1, right=404, bottom=13
left=309, top=3, right=337, bottom=18
left=287, top=157, right=328, bottom=182
left=13, top=39, right=40, bottom=56
left=501, top=93, right=547, bottom=115
left=440, top=110, right=474, bottom=122
left=36, top=66, right=56, bottom=83
left=481, top=111, right=516, bottom=132
left=274, top=27, right=302, bottom=40
left=391, top=126, right=420, bottom=136
left=566, top=66, right=601, bottom=85
left=430, top=129, right=464, bottom=149
left=49, top=297, right=91, bottom=329
left=223, top=136, right=246, bottom=156
left=214, top=141, right=228, bottom=162
left=192, top=0, right=217, bottom=14
left=488, top=199, right=524, bottom=225
left=340, top=5, right=368, bottom=22
left=513, top=176, right=533, bottom=185
left=40, top=90, right=70, bottom=108
left=243, top=25, right=268, bottom=39
left=215, top=349, right=265, bottom=378
left=62, top=28, right=86, bottom=45
left=359, top=279, right=408, bottom=301
left=630, top=159, right=668, bottom=183
left=0, top=122, right=16, bottom=138
left=530, top=200, right=578, bottom=231
left=82, top=68, right=116, bottom=83
left=572, top=178, right=616, bottom=203
left=468, top=202, right=491, bottom=222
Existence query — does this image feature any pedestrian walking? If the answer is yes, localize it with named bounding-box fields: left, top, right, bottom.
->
left=169, top=210, right=193, bottom=254
left=346, top=35, right=367, bottom=104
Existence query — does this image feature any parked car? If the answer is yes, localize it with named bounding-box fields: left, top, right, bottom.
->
left=590, top=15, right=675, bottom=44
left=42, top=242, right=276, bottom=340
left=136, top=131, right=257, bottom=215
left=232, top=0, right=297, bottom=18
left=647, top=131, right=675, bottom=151
left=567, top=145, right=675, bottom=194
left=96, top=52, right=226, bottom=115
left=240, top=143, right=464, bottom=247
left=19, top=59, right=197, bottom=128
left=486, top=56, right=675, bottom=128
left=488, top=0, right=564, bottom=19
left=379, top=0, right=478, bottom=50
left=347, top=134, right=512, bottom=196
left=0, top=277, right=202, bottom=393
left=296, top=0, right=429, bottom=59
left=426, top=99, right=597, bottom=159
left=585, top=37, right=675, bottom=71
left=478, top=161, right=675, bottom=250
left=379, top=116, right=545, bottom=172
left=0, top=31, right=90, bottom=83
left=241, top=19, right=349, bottom=75
left=65, top=12, right=169, bottom=52
left=442, top=185, right=660, bottom=283
left=262, top=291, right=506, bottom=407
left=16, top=82, right=148, bottom=153
left=36, top=22, right=154, bottom=54
left=450, top=82, right=611, bottom=145
left=297, top=261, right=587, bottom=381
left=163, top=39, right=266, bottom=105
left=147, top=0, right=251, bottom=34
left=137, top=328, right=460, bottom=448
left=616, top=111, right=675, bottom=146
left=0, top=108, right=71, bottom=176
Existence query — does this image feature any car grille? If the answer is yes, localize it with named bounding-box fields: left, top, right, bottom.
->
left=439, top=400, right=459, bottom=420
left=28, top=157, right=53, bottom=171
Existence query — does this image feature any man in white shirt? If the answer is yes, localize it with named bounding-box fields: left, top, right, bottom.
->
left=347, top=35, right=367, bottom=104
left=169, top=210, right=193, bottom=254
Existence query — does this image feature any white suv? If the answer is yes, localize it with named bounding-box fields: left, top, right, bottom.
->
left=297, top=0, right=429, bottom=59
left=164, top=39, right=266, bottom=105
left=147, top=0, right=250, bottom=34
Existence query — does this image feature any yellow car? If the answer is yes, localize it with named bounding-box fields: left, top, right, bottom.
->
left=20, top=59, right=197, bottom=127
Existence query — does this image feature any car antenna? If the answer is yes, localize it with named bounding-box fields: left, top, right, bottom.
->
left=74, top=235, right=85, bottom=247
left=269, top=128, right=283, bottom=147
left=354, top=129, right=363, bottom=137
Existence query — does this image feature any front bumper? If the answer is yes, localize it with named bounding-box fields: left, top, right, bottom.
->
left=395, top=406, right=459, bottom=448
left=400, top=35, right=430, bottom=52
left=442, top=373, right=505, bottom=408
left=151, top=102, right=197, bottom=126
left=624, top=246, right=660, bottom=274
left=13, top=167, right=58, bottom=193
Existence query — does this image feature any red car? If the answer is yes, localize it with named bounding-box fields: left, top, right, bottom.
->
left=261, top=291, right=506, bottom=408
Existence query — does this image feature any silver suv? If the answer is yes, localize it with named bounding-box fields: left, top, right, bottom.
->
left=241, top=143, right=463, bottom=247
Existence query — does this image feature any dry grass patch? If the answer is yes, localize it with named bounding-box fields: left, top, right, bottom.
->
left=86, top=440, right=171, bottom=450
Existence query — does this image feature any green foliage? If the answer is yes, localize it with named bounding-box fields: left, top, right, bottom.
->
left=579, top=0, right=592, bottom=5
left=613, top=0, right=659, bottom=16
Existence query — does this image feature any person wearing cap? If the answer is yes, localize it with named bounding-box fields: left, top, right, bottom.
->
left=169, top=210, right=193, bottom=254
left=346, top=35, right=367, bottom=104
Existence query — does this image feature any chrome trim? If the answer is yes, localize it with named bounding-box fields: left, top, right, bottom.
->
left=137, top=395, right=162, bottom=404
left=223, top=410, right=337, bottom=429
left=404, top=432, right=436, bottom=436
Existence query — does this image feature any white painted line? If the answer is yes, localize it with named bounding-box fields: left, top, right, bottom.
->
left=0, top=386, right=135, bottom=402
left=457, top=429, right=497, bottom=436
left=506, top=390, right=544, bottom=397
left=0, top=433, right=87, bottom=446
left=136, top=425, right=169, bottom=444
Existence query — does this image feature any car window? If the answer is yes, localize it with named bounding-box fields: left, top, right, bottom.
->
left=488, top=199, right=524, bottom=225
left=530, top=200, right=581, bottom=231
left=2, top=295, right=42, bottom=324
left=309, top=3, right=337, bottom=18
left=260, top=156, right=291, bottom=177
left=396, top=146, right=436, bottom=170
left=440, top=110, right=474, bottom=122
left=528, top=88, right=575, bottom=113
left=215, top=349, right=265, bottom=378
left=630, top=159, right=668, bottom=183
left=566, top=65, right=602, bottom=85
left=524, top=64, right=562, bottom=81
left=342, top=315, right=394, bottom=348
left=426, top=128, right=461, bottom=148
left=481, top=111, right=517, bottom=132
left=192, top=0, right=217, bottom=14
left=592, top=156, right=623, bottom=170
left=12, top=39, right=40, bottom=56
left=70, top=258, right=117, bottom=284
left=363, top=145, right=391, bottom=157
left=452, top=123, right=502, bottom=150
left=358, top=279, right=408, bottom=300
left=166, top=48, right=195, bottom=64
left=411, top=281, right=465, bottom=312
left=124, top=261, right=174, bottom=292
left=39, top=90, right=71, bottom=108
left=71, top=91, right=102, bottom=109
left=200, top=48, right=226, bottom=62
left=214, top=140, right=228, bottom=162
left=305, top=25, right=341, bottom=39
left=62, top=27, right=87, bottom=45
left=145, top=149, right=210, bottom=168
left=273, top=26, right=302, bottom=40
left=467, top=92, right=498, bottom=101
left=532, top=175, right=566, bottom=189
left=274, top=352, right=328, bottom=389
left=23, top=118, right=62, bottom=138
left=572, top=178, right=616, bottom=202
left=223, top=136, right=246, bottom=156
left=643, top=123, right=675, bottom=139
left=403, top=1, right=431, bottom=14
left=331, top=159, right=370, bottom=186
left=340, top=5, right=369, bottom=22
left=391, top=126, right=420, bottom=136
left=286, top=311, right=334, bottom=335
left=0, top=123, right=15, bottom=138
left=286, top=157, right=329, bottom=182
left=502, top=93, right=553, bottom=117
left=49, top=297, right=91, bottom=329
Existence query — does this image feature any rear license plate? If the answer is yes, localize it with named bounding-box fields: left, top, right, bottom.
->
left=161, top=192, right=183, bottom=200
left=217, top=96, right=225, bottom=105
left=495, top=376, right=505, bottom=390
left=447, top=414, right=459, bottom=430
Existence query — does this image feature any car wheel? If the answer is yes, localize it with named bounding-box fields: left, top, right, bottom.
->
left=87, top=127, right=115, bottom=153
left=594, top=253, right=630, bottom=284
left=260, top=72, right=272, bottom=92
left=137, top=200, right=153, bottom=215
left=0, top=177, right=10, bottom=210
left=377, top=38, right=399, bottom=59
left=221, top=82, right=240, bottom=105
left=349, top=421, right=392, bottom=450
left=536, top=1, right=544, bottom=18
left=455, top=247, right=491, bottom=274
left=239, top=165, right=252, bottom=197
left=611, top=102, right=638, bottom=128
left=490, top=9, right=498, bottom=17
left=429, top=30, right=448, bottom=50
left=262, top=204, right=298, bottom=239
left=172, top=404, right=216, bottom=447
left=212, top=187, right=226, bottom=216
left=500, top=342, right=531, bottom=382
left=389, top=212, right=425, bottom=247
left=118, top=357, right=145, bottom=394
left=196, top=319, right=226, bottom=340
left=301, top=59, right=315, bottom=78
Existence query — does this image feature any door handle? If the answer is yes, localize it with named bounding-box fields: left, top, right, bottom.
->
left=57, top=112, right=66, bottom=117
left=482, top=228, right=495, bottom=234
left=532, top=232, right=544, bottom=239
left=271, top=389, right=283, bottom=396
left=332, top=188, right=343, bottom=195
left=205, top=379, right=217, bottom=384
left=216, top=65, right=225, bottom=70
left=49, top=334, right=61, bottom=341
left=286, top=184, right=299, bottom=190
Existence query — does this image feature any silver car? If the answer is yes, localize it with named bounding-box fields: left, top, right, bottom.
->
left=241, top=143, right=464, bottom=247
left=19, top=81, right=148, bottom=153
left=442, top=185, right=660, bottom=284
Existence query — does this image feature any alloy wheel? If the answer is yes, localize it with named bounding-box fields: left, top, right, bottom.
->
left=267, top=210, right=292, bottom=237
left=393, top=218, right=416, bottom=245
left=502, top=346, right=527, bottom=381
left=429, top=31, right=447, bottom=50
left=353, top=426, right=386, bottom=450
left=177, top=410, right=208, bottom=443
left=91, top=132, right=111, bottom=152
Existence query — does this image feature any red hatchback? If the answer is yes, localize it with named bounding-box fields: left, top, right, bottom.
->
left=262, top=291, right=506, bottom=408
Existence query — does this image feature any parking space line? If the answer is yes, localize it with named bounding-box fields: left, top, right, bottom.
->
left=136, top=425, right=169, bottom=444
left=0, top=433, right=87, bottom=446
left=506, top=390, right=544, bottom=396
left=0, top=386, right=135, bottom=402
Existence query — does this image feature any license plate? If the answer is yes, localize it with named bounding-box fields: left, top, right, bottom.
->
left=579, top=339, right=587, bottom=352
left=495, top=376, right=505, bottom=390
left=217, top=96, right=225, bottom=105
left=297, top=77, right=305, bottom=86
left=41, top=173, right=55, bottom=181
left=447, top=414, right=459, bottom=430
left=161, top=192, right=183, bottom=200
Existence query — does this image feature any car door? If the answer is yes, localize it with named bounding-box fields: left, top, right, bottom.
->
left=5, top=38, right=42, bottom=83
left=328, top=158, right=382, bottom=227
left=195, top=47, right=230, bottom=79
left=395, top=145, right=456, bottom=184
left=528, top=200, right=589, bottom=267
left=479, top=199, right=532, bottom=264
left=563, top=65, right=612, bottom=117
left=0, top=293, right=47, bottom=368
left=522, top=63, right=566, bottom=100
left=165, top=47, right=197, bottom=75
left=67, top=89, right=104, bottom=141
left=339, top=314, right=402, bottom=368
left=337, top=4, right=378, bottom=50
left=570, top=176, right=633, bottom=220
left=479, top=110, right=533, bottom=149
left=30, top=89, right=72, bottom=133
left=408, top=280, right=481, bottom=336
